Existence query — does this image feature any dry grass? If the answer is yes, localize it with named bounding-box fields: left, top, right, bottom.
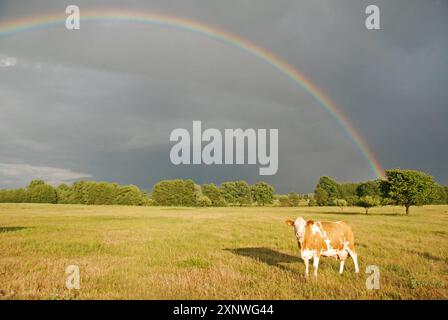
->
left=0, top=203, right=447, bottom=299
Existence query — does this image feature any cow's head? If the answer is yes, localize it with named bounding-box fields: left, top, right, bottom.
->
left=285, top=217, right=307, bottom=241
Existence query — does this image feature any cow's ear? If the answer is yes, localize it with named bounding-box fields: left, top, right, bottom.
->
left=285, top=219, right=295, bottom=226
left=306, top=220, right=314, bottom=226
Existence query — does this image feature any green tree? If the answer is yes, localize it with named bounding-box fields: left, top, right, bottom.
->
left=28, top=181, right=57, bottom=204
left=338, top=183, right=359, bottom=200
left=220, top=181, right=238, bottom=204
left=333, top=198, right=348, bottom=211
left=314, top=187, right=329, bottom=206
left=196, top=195, right=212, bottom=207
left=16, top=188, right=30, bottom=203
left=202, top=183, right=227, bottom=207
left=356, top=180, right=381, bottom=198
left=251, top=182, right=274, bottom=206
left=278, top=195, right=290, bottom=207
left=152, top=179, right=196, bottom=206
left=445, top=186, right=448, bottom=204
left=0, top=188, right=29, bottom=203
left=357, top=196, right=380, bottom=214
left=115, top=185, right=145, bottom=206
left=28, top=179, right=45, bottom=188
left=234, top=181, right=252, bottom=206
left=56, top=184, right=72, bottom=204
left=221, top=181, right=252, bottom=206
left=288, top=192, right=300, bottom=207
left=381, top=169, right=437, bottom=215
left=430, top=184, right=448, bottom=205
left=68, top=181, right=88, bottom=204
left=314, top=176, right=340, bottom=206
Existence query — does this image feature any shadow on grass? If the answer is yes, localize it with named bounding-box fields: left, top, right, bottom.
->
left=408, top=250, right=448, bottom=263
left=0, top=226, right=28, bottom=233
left=320, top=211, right=404, bottom=217
left=225, top=247, right=300, bottom=271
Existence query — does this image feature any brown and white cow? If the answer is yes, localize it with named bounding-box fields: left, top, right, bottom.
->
left=286, top=217, right=359, bottom=277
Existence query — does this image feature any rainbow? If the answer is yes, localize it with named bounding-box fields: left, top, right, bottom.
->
left=0, top=10, right=385, bottom=178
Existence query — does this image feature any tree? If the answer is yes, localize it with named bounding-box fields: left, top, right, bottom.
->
left=381, top=169, right=436, bottom=214
left=0, top=188, right=30, bottom=203
left=314, top=187, right=329, bottom=206
left=314, top=176, right=340, bottom=206
left=333, top=199, right=348, bottom=211
left=28, top=179, right=45, bottom=189
left=85, top=182, right=118, bottom=205
left=278, top=195, right=290, bottom=207
left=356, top=180, right=381, bottom=198
left=56, top=184, right=72, bottom=204
left=220, top=181, right=238, bottom=204
left=430, top=184, right=448, bottom=205
left=28, top=181, right=57, bottom=204
left=251, top=182, right=274, bottom=206
left=445, top=186, right=448, bottom=204
left=68, top=181, right=88, bottom=204
left=152, top=179, right=196, bottom=206
left=234, top=181, right=252, bottom=206
left=202, top=183, right=226, bottom=207
left=338, top=183, right=359, bottom=200
left=288, top=192, right=300, bottom=207
left=196, top=195, right=212, bottom=207
left=221, top=181, right=252, bottom=206
left=357, top=196, right=380, bottom=214
left=115, top=185, right=145, bottom=206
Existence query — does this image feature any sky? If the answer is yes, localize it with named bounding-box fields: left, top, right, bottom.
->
left=0, top=0, right=447, bottom=193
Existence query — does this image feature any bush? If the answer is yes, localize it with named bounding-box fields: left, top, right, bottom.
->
left=308, top=199, right=317, bottom=207
left=332, top=198, right=348, bottom=210
left=214, top=197, right=228, bottom=207
left=142, top=197, right=155, bottom=206
left=344, top=196, right=359, bottom=206
left=196, top=195, right=212, bottom=207
left=288, top=192, right=300, bottom=207
left=278, top=195, right=290, bottom=207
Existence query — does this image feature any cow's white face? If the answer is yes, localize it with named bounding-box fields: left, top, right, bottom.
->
left=293, top=217, right=307, bottom=240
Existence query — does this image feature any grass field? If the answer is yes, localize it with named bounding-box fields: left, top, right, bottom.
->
left=0, top=203, right=447, bottom=300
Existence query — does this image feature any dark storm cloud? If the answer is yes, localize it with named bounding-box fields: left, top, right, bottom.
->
left=0, top=0, right=447, bottom=192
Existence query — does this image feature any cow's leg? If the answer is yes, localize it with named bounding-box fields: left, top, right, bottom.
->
left=312, top=254, right=320, bottom=277
left=339, top=260, right=345, bottom=274
left=303, top=259, right=309, bottom=277
left=347, top=249, right=359, bottom=273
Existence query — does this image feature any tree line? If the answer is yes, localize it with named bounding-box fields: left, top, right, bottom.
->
left=0, top=180, right=150, bottom=206
left=0, top=179, right=276, bottom=207
left=0, top=169, right=446, bottom=212
left=313, top=169, right=448, bottom=214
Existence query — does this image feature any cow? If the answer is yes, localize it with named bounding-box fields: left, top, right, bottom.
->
left=286, top=217, right=359, bottom=277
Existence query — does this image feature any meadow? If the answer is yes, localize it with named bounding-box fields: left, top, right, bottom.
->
left=0, top=203, right=447, bottom=299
